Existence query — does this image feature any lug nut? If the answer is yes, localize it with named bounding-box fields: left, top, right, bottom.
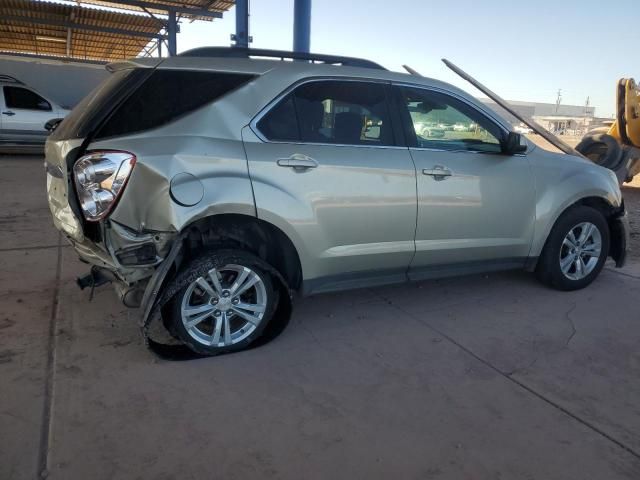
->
left=232, top=298, right=239, bottom=305
left=222, top=290, right=230, bottom=298
left=214, top=310, right=221, bottom=317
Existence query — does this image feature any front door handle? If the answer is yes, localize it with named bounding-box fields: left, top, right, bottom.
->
left=277, top=154, right=318, bottom=170
left=422, top=165, right=452, bottom=180
left=2, top=110, right=15, bottom=116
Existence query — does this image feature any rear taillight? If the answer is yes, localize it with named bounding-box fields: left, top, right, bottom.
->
left=73, top=151, right=136, bottom=221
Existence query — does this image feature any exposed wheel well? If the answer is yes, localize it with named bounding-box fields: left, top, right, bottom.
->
left=571, top=196, right=620, bottom=218
left=178, top=214, right=303, bottom=291
left=541, top=196, right=626, bottom=268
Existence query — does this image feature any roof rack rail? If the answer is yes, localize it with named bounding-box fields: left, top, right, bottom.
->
left=0, top=74, right=23, bottom=84
left=178, top=47, right=386, bottom=70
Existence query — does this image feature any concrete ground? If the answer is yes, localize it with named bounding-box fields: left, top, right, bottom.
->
left=2, top=155, right=640, bottom=480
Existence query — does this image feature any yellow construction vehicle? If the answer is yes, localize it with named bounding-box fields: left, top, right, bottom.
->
left=576, top=78, right=640, bottom=183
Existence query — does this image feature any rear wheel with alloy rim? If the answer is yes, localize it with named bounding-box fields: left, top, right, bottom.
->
left=167, top=251, right=276, bottom=355
left=536, top=206, right=609, bottom=291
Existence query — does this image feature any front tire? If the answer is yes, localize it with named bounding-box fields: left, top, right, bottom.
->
left=165, top=250, right=277, bottom=356
left=536, top=206, right=610, bottom=291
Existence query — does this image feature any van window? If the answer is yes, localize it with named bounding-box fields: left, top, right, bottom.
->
left=4, top=87, right=51, bottom=111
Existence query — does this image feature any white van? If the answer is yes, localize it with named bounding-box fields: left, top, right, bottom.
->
left=0, top=75, right=70, bottom=146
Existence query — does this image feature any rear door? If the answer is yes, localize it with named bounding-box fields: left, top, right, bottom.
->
left=243, top=79, right=418, bottom=293
left=1, top=86, right=53, bottom=143
left=394, top=85, right=535, bottom=277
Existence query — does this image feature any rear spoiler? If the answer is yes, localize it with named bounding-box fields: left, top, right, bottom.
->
left=106, top=58, right=163, bottom=73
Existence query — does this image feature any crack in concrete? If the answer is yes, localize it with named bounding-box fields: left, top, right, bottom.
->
left=506, top=353, right=540, bottom=377
left=0, top=244, right=68, bottom=253
left=563, top=302, right=578, bottom=348
left=37, top=232, right=62, bottom=479
left=371, top=290, right=640, bottom=462
left=605, top=267, right=640, bottom=280
left=506, top=302, right=578, bottom=377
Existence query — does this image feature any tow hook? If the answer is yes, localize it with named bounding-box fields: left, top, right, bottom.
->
left=77, top=266, right=113, bottom=300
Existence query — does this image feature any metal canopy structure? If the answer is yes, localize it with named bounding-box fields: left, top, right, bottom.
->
left=0, top=0, right=235, bottom=61
left=83, top=0, right=233, bottom=20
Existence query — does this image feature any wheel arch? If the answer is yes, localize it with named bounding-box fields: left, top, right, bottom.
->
left=528, top=194, right=625, bottom=271
left=176, top=213, right=303, bottom=291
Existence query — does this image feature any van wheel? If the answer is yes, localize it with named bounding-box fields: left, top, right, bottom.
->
left=165, top=250, right=277, bottom=356
left=536, top=206, right=609, bottom=291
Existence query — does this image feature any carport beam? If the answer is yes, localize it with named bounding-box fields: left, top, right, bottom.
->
left=234, top=0, right=249, bottom=48
left=293, top=0, right=311, bottom=53
left=167, top=10, right=177, bottom=56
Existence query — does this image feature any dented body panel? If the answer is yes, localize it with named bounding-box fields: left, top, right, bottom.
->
left=527, top=146, right=624, bottom=259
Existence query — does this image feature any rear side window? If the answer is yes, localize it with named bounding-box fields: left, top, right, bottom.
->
left=4, top=87, right=51, bottom=111
left=256, top=95, right=299, bottom=142
left=96, top=70, right=255, bottom=139
left=257, top=80, right=395, bottom=146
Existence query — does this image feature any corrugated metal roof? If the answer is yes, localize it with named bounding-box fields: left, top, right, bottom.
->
left=85, top=0, right=235, bottom=20
left=0, top=0, right=235, bottom=62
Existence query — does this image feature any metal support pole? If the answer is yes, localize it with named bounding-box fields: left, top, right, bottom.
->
left=167, top=10, right=177, bottom=56
left=234, top=0, right=249, bottom=48
left=293, top=0, right=311, bottom=53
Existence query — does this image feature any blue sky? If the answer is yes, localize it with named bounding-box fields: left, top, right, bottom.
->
left=177, top=0, right=639, bottom=118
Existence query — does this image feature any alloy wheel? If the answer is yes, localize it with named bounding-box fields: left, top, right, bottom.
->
left=180, top=264, right=267, bottom=347
left=559, top=222, right=602, bottom=280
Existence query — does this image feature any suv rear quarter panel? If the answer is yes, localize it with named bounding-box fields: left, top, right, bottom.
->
left=88, top=79, right=268, bottom=233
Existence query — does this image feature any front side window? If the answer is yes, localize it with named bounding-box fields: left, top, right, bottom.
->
left=257, top=80, right=395, bottom=146
left=4, top=87, right=51, bottom=111
left=398, top=86, right=503, bottom=153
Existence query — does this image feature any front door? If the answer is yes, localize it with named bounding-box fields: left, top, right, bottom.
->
left=394, top=85, right=535, bottom=278
left=243, top=79, right=417, bottom=293
left=1, top=86, right=53, bottom=143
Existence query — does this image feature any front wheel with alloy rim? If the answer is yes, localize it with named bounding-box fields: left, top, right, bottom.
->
left=536, top=206, right=610, bottom=291
left=166, top=250, right=276, bottom=355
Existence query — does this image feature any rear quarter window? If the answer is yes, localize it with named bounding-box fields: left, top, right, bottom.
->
left=95, top=70, right=255, bottom=139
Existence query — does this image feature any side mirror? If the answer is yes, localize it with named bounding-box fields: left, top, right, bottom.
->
left=502, top=131, right=527, bottom=155
left=45, top=118, right=62, bottom=133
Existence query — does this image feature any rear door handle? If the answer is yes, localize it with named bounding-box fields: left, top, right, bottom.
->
left=422, top=165, right=452, bottom=180
left=277, top=154, right=318, bottom=170
left=2, top=111, right=15, bottom=116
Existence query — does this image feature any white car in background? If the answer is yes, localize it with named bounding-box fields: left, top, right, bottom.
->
left=514, top=123, right=533, bottom=134
left=0, top=75, right=70, bottom=147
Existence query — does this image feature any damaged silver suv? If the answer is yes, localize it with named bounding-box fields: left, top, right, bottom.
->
left=46, top=48, right=629, bottom=355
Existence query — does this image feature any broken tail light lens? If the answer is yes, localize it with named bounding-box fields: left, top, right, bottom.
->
left=73, top=151, right=136, bottom=221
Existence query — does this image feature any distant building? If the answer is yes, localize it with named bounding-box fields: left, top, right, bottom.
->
left=479, top=98, right=605, bottom=135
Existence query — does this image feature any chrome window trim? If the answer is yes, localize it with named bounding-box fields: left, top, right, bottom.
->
left=249, top=76, right=404, bottom=149
left=410, top=146, right=527, bottom=157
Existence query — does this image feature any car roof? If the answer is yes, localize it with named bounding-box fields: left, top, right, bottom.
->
left=153, top=55, right=468, bottom=97
left=108, top=51, right=513, bottom=131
